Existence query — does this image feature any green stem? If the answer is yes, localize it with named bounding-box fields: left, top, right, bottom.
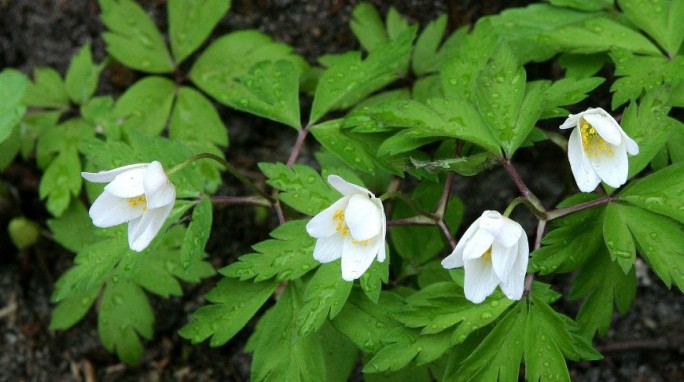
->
left=168, top=153, right=273, bottom=202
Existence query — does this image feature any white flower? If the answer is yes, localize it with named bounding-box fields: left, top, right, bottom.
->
left=441, top=211, right=529, bottom=304
left=560, top=107, right=639, bottom=192
left=305, top=175, right=386, bottom=281
left=81, top=161, right=176, bottom=252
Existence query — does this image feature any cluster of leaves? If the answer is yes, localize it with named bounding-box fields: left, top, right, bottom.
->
left=1, top=0, right=682, bottom=380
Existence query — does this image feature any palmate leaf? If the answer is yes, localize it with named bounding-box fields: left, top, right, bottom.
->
left=359, top=254, right=390, bottom=303
left=23, top=67, right=69, bottom=108
left=247, top=282, right=327, bottom=382
left=620, top=163, right=684, bottom=224
left=618, top=0, right=684, bottom=56
left=99, top=0, right=173, bottom=73
left=0, top=69, right=28, bottom=144
left=309, top=27, right=416, bottom=125
left=168, top=0, right=231, bottom=64
left=65, top=44, right=101, bottom=105
left=570, top=247, right=637, bottom=338
left=350, top=2, right=388, bottom=51
left=179, top=198, right=214, bottom=282
left=114, top=76, right=176, bottom=136
left=190, top=31, right=305, bottom=128
left=363, top=328, right=451, bottom=373
left=542, top=77, right=605, bottom=119
left=297, top=262, right=353, bottom=336
left=221, top=220, right=318, bottom=281
left=412, top=15, right=464, bottom=76
left=259, top=162, right=339, bottom=215
left=179, top=278, right=278, bottom=346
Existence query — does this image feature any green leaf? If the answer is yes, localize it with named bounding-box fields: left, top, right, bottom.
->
left=169, top=86, right=229, bottom=146
left=350, top=3, right=388, bottom=51
left=309, top=27, right=416, bottom=124
left=549, top=0, right=613, bottom=11
left=603, top=203, right=637, bottom=272
left=620, top=163, right=684, bottom=224
left=610, top=203, right=684, bottom=291
left=474, top=44, right=545, bottom=156
left=168, top=0, right=231, bottom=63
left=363, top=328, right=451, bottom=373
left=311, top=119, right=398, bottom=174
left=570, top=247, right=636, bottom=337
left=558, top=53, right=608, bottom=79
left=179, top=198, right=214, bottom=282
left=318, top=322, right=359, bottom=382
left=412, top=15, right=448, bottom=76
left=81, top=96, right=118, bottom=138
left=47, top=200, right=98, bottom=253
left=408, top=152, right=499, bottom=176
left=98, top=279, right=154, bottom=365
left=618, top=0, right=684, bottom=56
left=249, top=283, right=326, bottom=381
left=542, top=77, right=605, bottom=119
left=114, top=76, right=176, bottom=135
left=39, top=146, right=82, bottom=216
left=531, top=194, right=606, bottom=274
left=543, top=16, right=661, bottom=55
left=386, top=8, right=410, bottom=40
left=49, top=287, right=100, bottom=330
left=65, top=44, right=101, bottom=104
left=523, top=297, right=602, bottom=381
left=190, top=30, right=305, bottom=127
left=23, top=67, right=69, bottom=108
left=298, top=262, right=353, bottom=336
left=331, top=289, right=404, bottom=353
left=360, top=254, right=390, bottom=303
left=609, top=50, right=684, bottom=108
left=221, top=220, right=318, bottom=281
left=99, top=0, right=173, bottom=73
left=0, top=69, right=28, bottom=144
left=621, top=88, right=677, bottom=177
left=259, top=162, right=338, bottom=215
left=179, top=278, right=277, bottom=346
left=363, top=98, right=501, bottom=155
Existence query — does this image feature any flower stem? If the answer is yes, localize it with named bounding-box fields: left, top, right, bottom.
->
left=287, top=125, right=310, bottom=167
left=545, top=196, right=614, bottom=221
left=501, top=158, right=546, bottom=214
left=211, top=195, right=272, bottom=207
left=169, top=153, right=273, bottom=202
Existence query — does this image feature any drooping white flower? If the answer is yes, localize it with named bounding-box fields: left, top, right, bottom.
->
left=81, top=161, right=176, bottom=252
left=441, top=210, right=529, bottom=304
left=305, top=175, right=386, bottom=281
left=560, top=107, right=639, bottom=192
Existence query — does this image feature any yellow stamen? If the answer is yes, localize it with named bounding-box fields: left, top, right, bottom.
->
left=580, top=119, right=614, bottom=157
left=352, top=239, right=371, bottom=246
left=482, top=247, right=492, bottom=263
left=333, top=209, right=350, bottom=237
left=127, top=195, right=147, bottom=211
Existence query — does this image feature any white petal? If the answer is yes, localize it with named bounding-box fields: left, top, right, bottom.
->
left=328, top=175, right=373, bottom=196
left=143, top=161, right=175, bottom=208
left=89, top=191, right=145, bottom=227
left=441, top=249, right=464, bottom=269
left=622, top=131, right=639, bottom=155
left=104, top=167, right=147, bottom=198
left=583, top=112, right=622, bottom=146
left=340, top=236, right=380, bottom=281
left=81, top=163, right=148, bottom=183
left=590, top=141, right=629, bottom=188
left=568, top=127, right=601, bottom=192
left=462, top=228, right=494, bottom=260
left=559, top=114, right=580, bottom=130
left=345, top=194, right=382, bottom=241
left=306, top=197, right=348, bottom=238
left=498, top=237, right=529, bottom=301
left=128, top=203, right=174, bottom=252
left=312, top=235, right=344, bottom=263
left=478, top=211, right=522, bottom=248
left=376, top=200, right=387, bottom=262
left=491, top=241, right=517, bottom=283
left=463, top=258, right=499, bottom=304
left=442, top=218, right=481, bottom=269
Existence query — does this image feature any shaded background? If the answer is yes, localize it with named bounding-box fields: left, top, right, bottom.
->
left=1, top=0, right=683, bottom=380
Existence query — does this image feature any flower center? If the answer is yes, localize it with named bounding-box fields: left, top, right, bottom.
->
left=333, top=209, right=350, bottom=237
left=482, top=247, right=492, bottom=263
left=580, top=119, right=614, bottom=157
left=127, top=195, right=147, bottom=211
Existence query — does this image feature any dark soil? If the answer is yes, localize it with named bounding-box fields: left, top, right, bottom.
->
left=1, top=0, right=683, bottom=381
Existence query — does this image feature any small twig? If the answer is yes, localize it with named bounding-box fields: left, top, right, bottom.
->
left=387, top=216, right=435, bottom=226
left=286, top=125, right=310, bottom=167
left=501, top=158, right=546, bottom=213
left=545, top=196, right=615, bottom=221
left=434, top=172, right=455, bottom=218
left=438, top=220, right=457, bottom=249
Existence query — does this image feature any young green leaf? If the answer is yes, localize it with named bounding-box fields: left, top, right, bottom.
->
left=0, top=69, right=28, bottom=144
left=603, top=203, right=637, bottom=272
left=114, top=76, right=176, bottom=136
left=221, top=220, right=318, bottom=281
left=298, top=262, right=353, bottom=336
left=569, top=248, right=636, bottom=337
left=170, top=86, right=228, bottom=147
left=363, top=328, right=451, bottom=373
left=360, top=254, right=390, bottom=303
left=259, top=162, right=338, bottom=215
left=618, top=0, right=684, bottom=56
left=168, top=0, right=231, bottom=64
left=47, top=200, right=98, bottom=253
left=249, top=283, right=327, bottom=381
left=620, top=163, right=684, bottom=224
left=412, top=15, right=448, bottom=76
left=98, top=279, right=154, bottom=365
left=65, top=44, right=101, bottom=104
left=49, top=287, right=100, bottom=331
left=549, top=0, right=613, bottom=11
left=350, top=2, right=388, bottom=51
left=309, top=27, right=416, bottom=125
left=178, top=198, right=214, bottom=282
left=542, top=77, right=605, bottom=119
left=23, top=67, right=69, bottom=108
left=318, top=322, right=359, bottom=382
left=39, top=145, right=81, bottom=216
left=179, top=278, right=278, bottom=346
left=99, top=0, right=173, bottom=73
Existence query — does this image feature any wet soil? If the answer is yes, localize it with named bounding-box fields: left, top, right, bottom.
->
left=1, top=0, right=683, bottom=381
